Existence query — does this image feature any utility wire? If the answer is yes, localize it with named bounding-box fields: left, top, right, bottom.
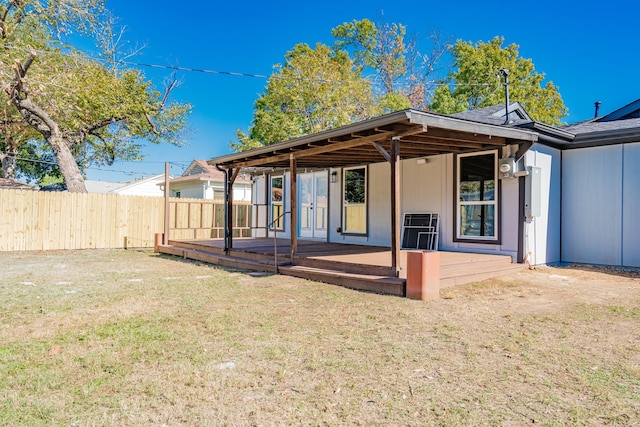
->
left=6, top=154, right=187, bottom=176
left=3, top=44, right=495, bottom=87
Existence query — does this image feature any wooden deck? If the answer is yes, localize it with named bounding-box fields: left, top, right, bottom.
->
left=159, top=238, right=524, bottom=297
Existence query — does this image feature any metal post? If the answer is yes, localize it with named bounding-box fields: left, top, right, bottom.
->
left=499, top=68, right=510, bottom=125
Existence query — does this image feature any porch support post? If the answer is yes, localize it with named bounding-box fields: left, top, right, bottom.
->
left=227, top=167, right=234, bottom=252
left=391, top=137, right=401, bottom=277
left=289, top=155, right=298, bottom=260
left=215, top=164, right=231, bottom=253
left=163, top=162, right=170, bottom=245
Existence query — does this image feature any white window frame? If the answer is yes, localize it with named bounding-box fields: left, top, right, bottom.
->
left=456, top=150, right=499, bottom=242
left=269, top=175, right=284, bottom=231
left=341, top=166, right=367, bottom=235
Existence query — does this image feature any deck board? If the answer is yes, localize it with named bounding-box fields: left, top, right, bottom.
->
left=163, top=237, right=523, bottom=295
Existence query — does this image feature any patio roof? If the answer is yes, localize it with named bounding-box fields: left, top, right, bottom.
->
left=208, top=109, right=539, bottom=170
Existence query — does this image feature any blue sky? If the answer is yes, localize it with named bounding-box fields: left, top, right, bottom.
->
left=87, top=0, right=639, bottom=181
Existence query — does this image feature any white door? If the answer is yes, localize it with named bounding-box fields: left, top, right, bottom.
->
left=298, top=171, right=328, bottom=239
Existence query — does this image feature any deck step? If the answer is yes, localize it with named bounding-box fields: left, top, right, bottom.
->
left=159, top=245, right=281, bottom=273
left=278, top=265, right=405, bottom=297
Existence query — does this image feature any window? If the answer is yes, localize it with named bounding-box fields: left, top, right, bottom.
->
left=457, top=151, right=498, bottom=241
left=342, top=166, right=367, bottom=234
left=270, top=175, right=284, bottom=230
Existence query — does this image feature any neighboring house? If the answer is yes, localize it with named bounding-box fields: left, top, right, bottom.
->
left=85, top=174, right=166, bottom=197
left=0, top=178, right=33, bottom=190
left=168, top=160, right=252, bottom=201
left=206, top=98, right=640, bottom=271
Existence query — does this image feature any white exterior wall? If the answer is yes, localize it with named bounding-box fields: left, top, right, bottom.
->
left=116, top=179, right=165, bottom=197
left=401, top=153, right=520, bottom=260
left=256, top=150, right=526, bottom=260
left=562, top=142, right=640, bottom=267
left=172, top=183, right=205, bottom=199
left=524, top=144, right=561, bottom=265
left=328, top=163, right=391, bottom=246
left=171, top=181, right=252, bottom=201
left=401, top=154, right=450, bottom=244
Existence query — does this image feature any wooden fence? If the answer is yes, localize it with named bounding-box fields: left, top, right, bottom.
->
left=0, top=189, right=251, bottom=251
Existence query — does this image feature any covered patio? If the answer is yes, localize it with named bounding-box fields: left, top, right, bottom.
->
left=159, top=109, right=538, bottom=296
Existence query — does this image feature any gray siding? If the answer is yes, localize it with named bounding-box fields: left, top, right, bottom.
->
left=561, top=145, right=624, bottom=266
left=622, top=143, right=640, bottom=267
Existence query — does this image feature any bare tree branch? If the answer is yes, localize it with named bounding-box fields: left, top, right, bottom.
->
left=145, top=113, right=159, bottom=135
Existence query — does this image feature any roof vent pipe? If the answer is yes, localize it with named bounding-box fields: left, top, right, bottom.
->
left=594, top=101, right=602, bottom=118
left=499, top=68, right=510, bottom=125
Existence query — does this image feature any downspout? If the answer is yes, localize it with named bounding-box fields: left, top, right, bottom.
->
left=215, top=164, right=230, bottom=252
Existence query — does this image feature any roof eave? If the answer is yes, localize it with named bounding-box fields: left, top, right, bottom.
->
left=208, top=109, right=538, bottom=168
left=568, top=128, right=640, bottom=149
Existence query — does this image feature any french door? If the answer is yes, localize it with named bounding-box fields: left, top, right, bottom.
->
left=298, top=171, right=328, bottom=239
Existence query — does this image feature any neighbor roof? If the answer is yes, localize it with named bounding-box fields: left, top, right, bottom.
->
left=0, top=178, right=33, bottom=189
left=171, top=160, right=251, bottom=183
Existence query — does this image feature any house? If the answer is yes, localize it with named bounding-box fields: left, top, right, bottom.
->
left=206, top=99, right=640, bottom=270
left=205, top=109, right=540, bottom=277
left=168, top=160, right=252, bottom=201
left=84, top=174, right=166, bottom=197
left=157, top=99, right=638, bottom=297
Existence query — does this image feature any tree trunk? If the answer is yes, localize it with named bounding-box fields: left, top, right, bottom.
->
left=0, top=150, right=17, bottom=179
left=48, top=134, right=87, bottom=193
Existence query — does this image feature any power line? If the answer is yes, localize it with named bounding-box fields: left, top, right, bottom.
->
left=5, top=154, right=186, bottom=176
left=3, top=44, right=495, bottom=87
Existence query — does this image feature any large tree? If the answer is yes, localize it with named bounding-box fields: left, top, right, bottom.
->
left=332, top=18, right=449, bottom=110
left=430, top=36, right=567, bottom=125
left=0, top=0, right=191, bottom=192
left=233, top=43, right=378, bottom=151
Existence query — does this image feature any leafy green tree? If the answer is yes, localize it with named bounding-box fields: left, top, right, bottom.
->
left=430, top=36, right=567, bottom=125
left=0, top=1, right=191, bottom=192
left=233, top=43, right=377, bottom=151
left=332, top=18, right=449, bottom=110
left=0, top=133, right=61, bottom=183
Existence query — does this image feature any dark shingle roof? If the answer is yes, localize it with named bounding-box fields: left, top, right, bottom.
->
left=450, top=102, right=532, bottom=126
left=562, top=117, right=640, bottom=134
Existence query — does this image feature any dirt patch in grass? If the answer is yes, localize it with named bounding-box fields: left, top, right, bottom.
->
left=1, top=250, right=639, bottom=425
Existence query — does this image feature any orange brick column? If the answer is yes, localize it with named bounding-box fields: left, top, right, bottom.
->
left=406, top=251, right=440, bottom=300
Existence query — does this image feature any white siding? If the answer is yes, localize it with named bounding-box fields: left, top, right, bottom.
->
left=328, top=163, right=391, bottom=247
left=171, top=181, right=252, bottom=202
left=524, top=145, right=561, bottom=265
left=562, top=145, right=623, bottom=265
